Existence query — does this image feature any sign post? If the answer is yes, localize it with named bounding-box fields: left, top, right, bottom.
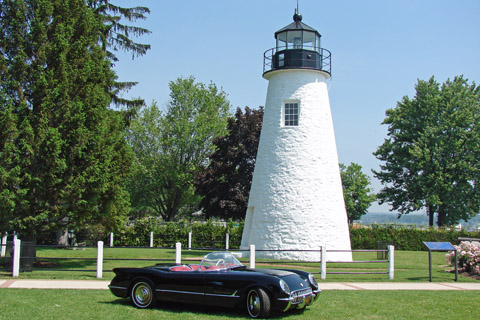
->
left=423, top=242, right=457, bottom=282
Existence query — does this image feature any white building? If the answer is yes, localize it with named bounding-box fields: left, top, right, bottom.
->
left=240, top=10, right=352, bottom=262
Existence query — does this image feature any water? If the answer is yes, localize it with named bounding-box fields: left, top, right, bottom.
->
left=358, top=212, right=480, bottom=231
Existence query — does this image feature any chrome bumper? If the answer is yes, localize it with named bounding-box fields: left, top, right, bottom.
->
left=278, top=288, right=321, bottom=311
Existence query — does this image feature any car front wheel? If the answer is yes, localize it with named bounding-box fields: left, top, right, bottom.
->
left=246, top=287, right=271, bottom=318
left=130, top=279, right=156, bottom=309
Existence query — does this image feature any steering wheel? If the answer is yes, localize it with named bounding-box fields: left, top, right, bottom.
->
left=215, top=259, right=225, bottom=266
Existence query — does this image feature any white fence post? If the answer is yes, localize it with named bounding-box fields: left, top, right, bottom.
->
left=249, top=244, right=255, bottom=269
left=321, top=246, right=327, bottom=280
left=188, top=232, right=192, bottom=250
left=1, top=232, right=7, bottom=257
left=12, top=238, right=21, bottom=277
left=150, top=232, right=154, bottom=248
left=388, top=245, right=395, bottom=280
left=225, top=233, right=229, bottom=250
left=175, top=242, right=182, bottom=264
left=109, top=232, right=114, bottom=247
left=97, top=241, right=104, bottom=279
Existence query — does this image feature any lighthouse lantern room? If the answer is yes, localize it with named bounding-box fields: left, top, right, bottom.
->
left=264, top=9, right=331, bottom=74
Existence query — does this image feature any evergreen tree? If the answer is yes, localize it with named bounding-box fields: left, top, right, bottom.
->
left=373, top=76, right=480, bottom=226
left=195, top=107, right=263, bottom=220
left=87, top=0, right=151, bottom=112
left=0, top=0, right=132, bottom=240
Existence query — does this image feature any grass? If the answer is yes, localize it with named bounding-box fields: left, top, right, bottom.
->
left=0, top=246, right=473, bottom=282
left=1, top=247, right=478, bottom=319
left=0, top=289, right=478, bottom=319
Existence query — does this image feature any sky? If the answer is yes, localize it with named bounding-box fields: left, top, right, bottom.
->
left=112, top=0, right=480, bottom=213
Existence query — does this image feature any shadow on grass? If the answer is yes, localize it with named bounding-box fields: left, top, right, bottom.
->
left=406, top=276, right=430, bottom=281
left=104, top=297, right=307, bottom=319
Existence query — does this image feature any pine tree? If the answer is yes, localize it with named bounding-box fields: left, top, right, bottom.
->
left=87, top=0, right=151, bottom=112
left=0, top=0, right=132, bottom=240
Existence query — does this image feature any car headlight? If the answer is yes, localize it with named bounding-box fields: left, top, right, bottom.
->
left=279, top=279, right=290, bottom=294
left=308, top=274, right=318, bottom=288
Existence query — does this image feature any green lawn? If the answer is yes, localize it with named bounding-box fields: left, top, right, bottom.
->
left=0, top=289, right=478, bottom=319
left=0, top=247, right=471, bottom=282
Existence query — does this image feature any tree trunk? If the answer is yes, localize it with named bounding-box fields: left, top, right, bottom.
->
left=437, top=206, right=446, bottom=227
left=427, top=205, right=434, bottom=227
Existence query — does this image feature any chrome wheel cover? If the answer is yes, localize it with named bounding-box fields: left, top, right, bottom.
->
left=133, top=282, right=153, bottom=307
left=247, top=290, right=261, bottom=318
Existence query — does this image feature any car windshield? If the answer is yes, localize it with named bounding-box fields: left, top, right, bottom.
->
left=199, top=252, right=243, bottom=271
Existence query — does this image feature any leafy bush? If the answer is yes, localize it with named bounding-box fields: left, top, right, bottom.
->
left=446, top=241, right=480, bottom=274
left=113, top=218, right=243, bottom=248
left=92, top=218, right=479, bottom=251
left=350, top=224, right=479, bottom=251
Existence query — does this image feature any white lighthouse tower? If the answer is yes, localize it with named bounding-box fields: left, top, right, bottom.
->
left=240, top=9, right=352, bottom=262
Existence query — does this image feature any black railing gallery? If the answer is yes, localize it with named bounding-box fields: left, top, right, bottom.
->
left=263, top=46, right=331, bottom=75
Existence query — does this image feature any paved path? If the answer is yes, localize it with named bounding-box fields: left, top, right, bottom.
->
left=1, top=279, right=480, bottom=290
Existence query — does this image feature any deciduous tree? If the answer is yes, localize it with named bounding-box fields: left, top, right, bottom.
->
left=340, top=163, right=376, bottom=224
left=127, top=77, right=231, bottom=221
left=373, top=76, right=480, bottom=226
left=195, top=107, right=263, bottom=220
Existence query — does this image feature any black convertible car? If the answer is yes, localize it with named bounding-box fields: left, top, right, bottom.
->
left=109, top=251, right=321, bottom=318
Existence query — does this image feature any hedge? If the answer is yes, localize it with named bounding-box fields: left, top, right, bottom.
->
left=350, top=224, right=480, bottom=251
left=112, top=220, right=478, bottom=251
left=114, top=218, right=244, bottom=248
left=34, top=220, right=480, bottom=251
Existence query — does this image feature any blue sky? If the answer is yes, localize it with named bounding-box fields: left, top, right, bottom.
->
left=113, top=0, right=480, bottom=213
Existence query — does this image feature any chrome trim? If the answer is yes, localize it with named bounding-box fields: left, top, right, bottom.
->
left=277, top=288, right=313, bottom=303
left=205, top=292, right=240, bottom=298
left=156, top=289, right=203, bottom=296
left=155, top=289, right=240, bottom=298
left=312, top=289, right=321, bottom=302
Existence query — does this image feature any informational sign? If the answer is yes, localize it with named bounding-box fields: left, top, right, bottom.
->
left=423, top=242, right=458, bottom=282
left=423, top=242, right=456, bottom=251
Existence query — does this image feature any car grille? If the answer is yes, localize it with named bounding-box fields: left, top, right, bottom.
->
left=290, top=288, right=313, bottom=304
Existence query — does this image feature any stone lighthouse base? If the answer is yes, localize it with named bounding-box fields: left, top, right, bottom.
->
left=238, top=69, right=353, bottom=263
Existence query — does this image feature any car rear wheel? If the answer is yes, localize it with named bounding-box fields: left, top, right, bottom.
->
left=246, top=287, right=271, bottom=318
left=130, top=279, right=156, bottom=309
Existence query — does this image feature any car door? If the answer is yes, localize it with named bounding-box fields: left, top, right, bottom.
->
left=156, top=270, right=205, bottom=304
left=202, top=270, right=246, bottom=308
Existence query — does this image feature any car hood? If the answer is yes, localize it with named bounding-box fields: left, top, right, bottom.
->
left=251, top=268, right=296, bottom=277
left=252, top=268, right=311, bottom=291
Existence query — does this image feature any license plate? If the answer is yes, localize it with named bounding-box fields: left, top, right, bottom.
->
left=293, top=296, right=304, bottom=304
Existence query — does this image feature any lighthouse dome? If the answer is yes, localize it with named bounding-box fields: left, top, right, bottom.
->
left=263, top=9, right=331, bottom=76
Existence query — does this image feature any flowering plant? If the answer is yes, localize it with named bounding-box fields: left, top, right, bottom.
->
left=446, top=241, right=480, bottom=275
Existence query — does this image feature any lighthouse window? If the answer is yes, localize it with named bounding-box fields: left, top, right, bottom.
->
left=278, top=53, right=285, bottom=67
left=287, top=31, right=302, bottom=49
left=284, top=103, right=299, bottom=126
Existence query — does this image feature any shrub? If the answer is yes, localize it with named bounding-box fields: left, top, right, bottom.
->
left=349, top=224, right=479, bottom=251
left=112, top=218, right=243, bottom=248
left=446, top=241, right=480, bottom=275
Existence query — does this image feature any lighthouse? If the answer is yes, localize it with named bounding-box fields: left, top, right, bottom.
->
left=240, top=9, right=352, bottom=262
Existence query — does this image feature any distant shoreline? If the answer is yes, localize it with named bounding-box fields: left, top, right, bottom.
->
left=358, top=212, right=480, bottom=230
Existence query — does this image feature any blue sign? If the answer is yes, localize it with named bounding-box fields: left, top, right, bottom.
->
left=423, top=242, right=455, bottom=251
left=423, top=241, right=458, bottom=282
